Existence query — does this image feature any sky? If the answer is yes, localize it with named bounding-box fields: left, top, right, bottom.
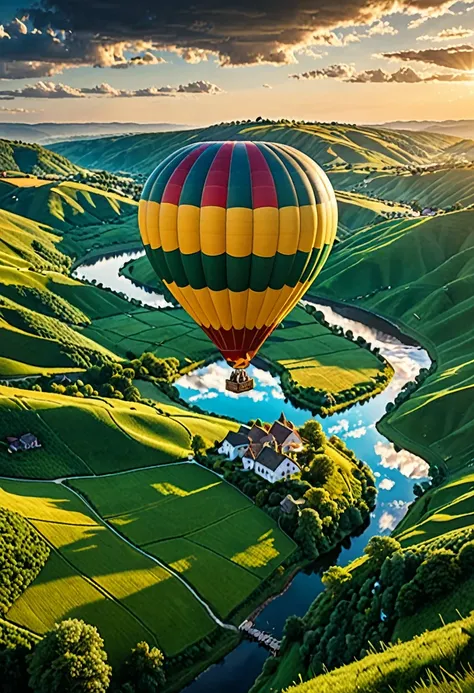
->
left=0, top=0, right=473, bottom=125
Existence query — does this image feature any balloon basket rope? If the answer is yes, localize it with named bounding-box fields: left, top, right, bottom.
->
left=225, top=369, right=254, bottom=394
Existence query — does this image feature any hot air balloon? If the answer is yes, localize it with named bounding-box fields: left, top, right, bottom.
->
left=138, top=141, right=337, bottom=393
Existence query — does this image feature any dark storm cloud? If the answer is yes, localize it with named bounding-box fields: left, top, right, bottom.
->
left=382, top=44, right=474, bottom=71
left=0, top=0, right=470, bottom=72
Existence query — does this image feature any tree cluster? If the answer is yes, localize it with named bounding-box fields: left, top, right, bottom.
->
left=0, top=508, right=50, bottom=616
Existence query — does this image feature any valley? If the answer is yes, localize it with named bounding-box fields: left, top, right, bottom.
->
left=0, top=119, right=474, bottom=693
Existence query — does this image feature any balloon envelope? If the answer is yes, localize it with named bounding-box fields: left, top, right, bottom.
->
left=139, top=141, right=337, bottom=368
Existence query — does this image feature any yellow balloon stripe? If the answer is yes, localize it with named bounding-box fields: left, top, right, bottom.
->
left=138, top=200, right=149, bottom=246
left=200, top=207, right=226, bottom=256
left=226, top=208, right=253, bottom=257
left=252, top=207, right=279, bottom=258
left=177, top=205, right=201, bottom=255
left=160, top=202, right=179, bottom=252
left=146, top=201, right=161, bottom=250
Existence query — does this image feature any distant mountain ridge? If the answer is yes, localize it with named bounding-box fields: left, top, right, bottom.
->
left=0, top=122, right=191, bottom=144
left=378, top=119, right=474, bottom=140
left=48, top=120, right=470, bottom=175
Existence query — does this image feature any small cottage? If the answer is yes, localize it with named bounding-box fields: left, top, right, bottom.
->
left=7, top=433, right=41, bottom=454
left=280, top=494, right=306, bottom=515
left=268, top=419, right=303, bottom=454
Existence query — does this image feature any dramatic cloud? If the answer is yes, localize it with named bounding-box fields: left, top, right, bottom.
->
left=0, top=79, right=224, bottom=98
left=367, top=20, right=398, bottom=36
left=375, top=441, right=430, bottom=479
left=0, top=14, right=168, bottom=78
left=381, top=44, right=474, bottom=71
left=292, top=63, right=474, bottom=83
left=3, top=0, right=471, bottom=71
left=417, top=25, right=474, bottom=41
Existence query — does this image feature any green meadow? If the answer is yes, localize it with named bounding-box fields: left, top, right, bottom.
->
left=70, top=464, right=296, bottom=617
left=2, top=478, right=216, bottom=662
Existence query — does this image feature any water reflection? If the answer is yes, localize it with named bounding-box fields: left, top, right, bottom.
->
left=178, top=303, right=431, bottom=693
left=73, top=251, right=172, bottom=309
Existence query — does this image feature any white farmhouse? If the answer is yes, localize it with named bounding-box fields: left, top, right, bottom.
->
left=251, top=446, right=300, bottom=484
left=218, top=430, right=250, bottom=460
left=268, top=415, right=303, bottom=454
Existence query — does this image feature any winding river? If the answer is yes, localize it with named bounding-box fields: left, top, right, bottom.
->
left=74, top=251, right=431, bottom=693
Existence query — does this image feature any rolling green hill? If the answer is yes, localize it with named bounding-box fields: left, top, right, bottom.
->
left=49, top=121, right=463, bottom=175
left=0, top=139, right=82, bottom=176
left=284, top=612, right=474, bottom=693
left=331, top=165, right=474, bottom=211
left=313, top=209, right=474, bottom=477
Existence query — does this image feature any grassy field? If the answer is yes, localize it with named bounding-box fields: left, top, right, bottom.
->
left=2, top=477, right=216, bottom=661
left=314, top=209, right=474, bottom=476
left=282, top=613, right=474, bottom=693
left=0, top=385, right=238, bottom=478
left=70, top=464, right=296, bottom=617
left=260, top=304, right=385, bottom=394
left=0, top=139, right=82, bottom=176
left=49, top=121, right=462, bottom=174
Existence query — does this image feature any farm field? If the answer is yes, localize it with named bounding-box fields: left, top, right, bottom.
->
left=70, top=464, right=296, bottom=616
left=0, top=384, right=237, bottom=477
left=2, top=477, right=216, bottom=661
left=260, top=305, right=385, bottom=393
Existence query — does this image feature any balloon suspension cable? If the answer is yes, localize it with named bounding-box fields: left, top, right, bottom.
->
left=225, top=367, right=254, bottom=394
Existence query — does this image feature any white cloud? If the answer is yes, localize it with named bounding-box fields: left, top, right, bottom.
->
left=188, top=391, right=218, bottom=402
left=251, top=367, right=279, bottom=388
left=378, top=511, right=397, bottom=532
left=379, top=478, right=396, bottom=491
left=270, top=387, right=285, bottom=400
left=345, top=426, right=367, bottom=439
left=0, top=79, right=224, bottom=99
left=262, top=83, right=272, bottom=88
left=328, top=419, right=350, bottom=435
left=375, top=441, right=430, bottom=479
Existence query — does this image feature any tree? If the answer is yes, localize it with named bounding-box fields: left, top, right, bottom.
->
left=283, top=616, right=304, bottom=643
left=0, top=645, right=31, bottom=693
left=191, top=434, right=206, bottom=457
left=303, top=454, right=335, bottom=485
left=299, top=420, right=326, bottom=450
left=459, top=541, right=474, bottom=573
left=120, top=641, right=165, bottom=693
left=28, top=619, right=111, bottom=693
left=364, top=535, right=401, bottom=566
left=415, top=549, right=460, bottom=599
left=396, top=579, right=423, bottom=616
left=321, top=565, right=352, bottom=594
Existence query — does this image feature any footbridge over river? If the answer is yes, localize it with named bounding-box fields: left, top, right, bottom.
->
left=239, top=620, right=281, bottom=654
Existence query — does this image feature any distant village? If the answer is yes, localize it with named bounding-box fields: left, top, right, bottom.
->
left=218, top=413, right=303, bottom=484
